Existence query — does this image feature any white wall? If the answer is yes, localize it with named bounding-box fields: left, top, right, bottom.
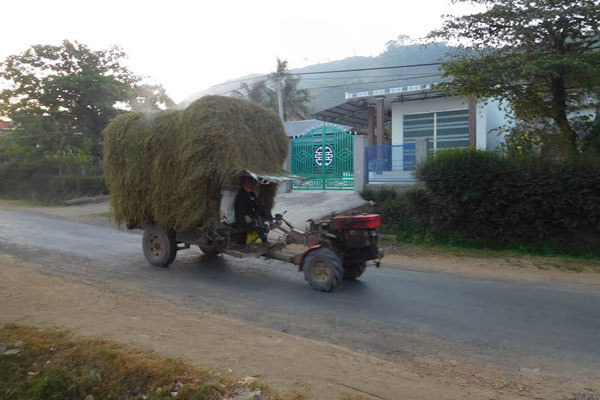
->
left=484, top=98, right=511, bottom=151
left=391, top=95, right=512, bottom=151
left=475, top=100, right=487, bottom=150
left=570, top=107, right=597, bottom=120
left=391, top=96, right=470, bottom=145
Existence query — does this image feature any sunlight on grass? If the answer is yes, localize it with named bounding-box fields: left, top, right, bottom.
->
left=0, top=324, right=297, bottom=400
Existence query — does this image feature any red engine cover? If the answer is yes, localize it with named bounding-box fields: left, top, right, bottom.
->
left=331, top=214, right=382, bottom=230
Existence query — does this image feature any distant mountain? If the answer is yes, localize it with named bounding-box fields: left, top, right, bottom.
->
left=181, top=41, right=454, bottom=113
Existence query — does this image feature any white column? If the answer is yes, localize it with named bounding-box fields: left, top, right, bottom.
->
left=353, top=135, right=368, bottom=193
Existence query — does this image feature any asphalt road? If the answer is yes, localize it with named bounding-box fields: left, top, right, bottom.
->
left=1, top=209, right=599, bottom=376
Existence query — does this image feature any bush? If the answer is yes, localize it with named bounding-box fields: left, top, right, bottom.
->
left=0, top=160, right=107, bottom=202
left=416, top=149, right=600, bottom=254
left=362, top=149, right=600, bottom=255
left=360, top=187, right=399, bottom=203
left=361, top=187, right=431, bottom=241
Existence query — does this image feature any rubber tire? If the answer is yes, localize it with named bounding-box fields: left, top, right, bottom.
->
left=302, top=247, right=343, bottom=292
left=142, top=225, right=177, bottom=267
left=199, top=246, right=220, bottom=256
left=343, top=261, right=367, bottom=280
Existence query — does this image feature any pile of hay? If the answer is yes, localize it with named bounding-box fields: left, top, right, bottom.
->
left=103, top=95, right=288, bottom=231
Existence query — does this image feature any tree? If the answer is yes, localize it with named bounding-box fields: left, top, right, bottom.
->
left=428, top=0, right=600, bottom=155
left=234, top=80, right=274, bottom=109
left=385, top=34, right=412, bottom=50
left=129, top=84, right=175, bottom=112
left=0, top=40, right=173, bottom=162
left=234, top=58, right=311, bottom=121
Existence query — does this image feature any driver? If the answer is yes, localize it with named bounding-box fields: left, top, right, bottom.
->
left=235, top=176, right=271, bottom=244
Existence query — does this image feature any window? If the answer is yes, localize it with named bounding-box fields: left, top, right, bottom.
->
left=403, top=109, right=470, bottom=152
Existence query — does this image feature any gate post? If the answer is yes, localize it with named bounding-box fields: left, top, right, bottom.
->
left=376, top=97, right=385, bottom=161
left=353, top=134, right=368, bottom=194
left=282, top=139, right=292, bottom=193
left=321, top=125, right=327, bottom=190
left=415, top=138, right=429, bottom=165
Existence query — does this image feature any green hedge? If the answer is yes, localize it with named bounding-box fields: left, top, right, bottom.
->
left=360, top=187, right=430, bottom=241
left=0, top=161, right=107, bottom=202
left=363, top=149, right=600, bottom=255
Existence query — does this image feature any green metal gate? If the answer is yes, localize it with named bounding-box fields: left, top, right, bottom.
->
left=291, top=126, right=354, bottom=190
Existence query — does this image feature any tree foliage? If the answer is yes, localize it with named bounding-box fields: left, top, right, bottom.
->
left=234, top=58, right=311, bottom=121
left=0, top=40, right=174, bottom=162
left=428, top=0, right=600, bottom=155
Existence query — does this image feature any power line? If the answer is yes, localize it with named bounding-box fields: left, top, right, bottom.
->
left=293, top=62, right=441, bottom=76
left=209, top=62, right=442, bottom=91
left=206, top=74, right=269, bottom=88
left=222, top=73, right=441, bottom=96
left=300, top=71, right=442, bottom=81
left=213, top=79, right=271, bottom=96
left=301, top=74, right=442, bottom=91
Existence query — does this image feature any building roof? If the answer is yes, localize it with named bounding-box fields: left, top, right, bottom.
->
left=283, top=119, right=353, bottom=139
left=315, top=83, right=448, bottom=131
left=344, top=82, right=443, bottom=101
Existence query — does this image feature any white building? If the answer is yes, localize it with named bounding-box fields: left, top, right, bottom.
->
left=315, top=84, right=510, bottom=183
left=320, top=84, right=508, bottom=150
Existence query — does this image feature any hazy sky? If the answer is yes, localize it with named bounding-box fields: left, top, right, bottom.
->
left=1, top=0, right=476, bottom=102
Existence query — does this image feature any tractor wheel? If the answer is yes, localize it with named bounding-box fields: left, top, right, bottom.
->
left=343, top=261, right=367, bottom=280
left=302, top=247, right=343, bottom=292
left=142, top=225, right=177, bottom=267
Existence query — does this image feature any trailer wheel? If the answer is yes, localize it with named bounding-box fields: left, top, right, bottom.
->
left=302, top=247, right=343, bottom=292
left=343, top=261, right=367, bottom=280
left=142, top=225, right=177, bottom=267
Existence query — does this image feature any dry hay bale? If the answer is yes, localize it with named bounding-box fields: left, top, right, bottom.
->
left=104, top=95, right=288, bottom=231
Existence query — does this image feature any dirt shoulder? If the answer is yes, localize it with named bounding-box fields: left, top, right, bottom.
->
left=1, top=253, right=597, bottom=400
left=381, top=243, right=600, bottom=286
left=0, top=199, right=111, bottom=220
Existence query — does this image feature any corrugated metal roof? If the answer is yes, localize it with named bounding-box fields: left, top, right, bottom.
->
left=314, top=99, right=391, bottom=132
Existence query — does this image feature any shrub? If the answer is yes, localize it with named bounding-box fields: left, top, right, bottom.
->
left=359, top=187, right=398, bottom=203
left=363, top=150, right=600, bottom=255
left=0, top=160, right=107, bottom=202
left=416, top=149, right=600, bottom=254
left=363, top=187, right=431, bottom=241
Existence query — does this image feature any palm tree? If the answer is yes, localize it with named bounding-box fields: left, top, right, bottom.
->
left=281, top=73, right=311, bottom=121
left=234, top=58, right=311, bottom=121
left=232, top=80, right=273, bottom=107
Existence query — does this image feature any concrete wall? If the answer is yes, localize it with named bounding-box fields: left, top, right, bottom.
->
left=391, top=96, right=512, bottom=151
left=484, top=99, right=511, bottom=151
left=391, top=96, right=471, bottom=146
left=353, top=135, right=368, bottom=193
left=278, top=139, right=292, bottom=194
left=475, top=100, right=487, bottom=150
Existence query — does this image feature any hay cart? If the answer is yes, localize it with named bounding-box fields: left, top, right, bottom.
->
left=103, top=96, right=383, bottom=291
left=140, top=173, right=384, bottom=292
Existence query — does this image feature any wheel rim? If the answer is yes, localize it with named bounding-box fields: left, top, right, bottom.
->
left=311, top=259, right=331, bottom=282
left=148, top=234, right=164, bottom=258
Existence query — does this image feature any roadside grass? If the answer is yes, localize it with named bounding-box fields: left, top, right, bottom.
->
left=381, top=238, right=600, bottom=273
left=0, top=324, right=302, bottom=400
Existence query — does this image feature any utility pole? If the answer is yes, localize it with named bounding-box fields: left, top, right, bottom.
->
left=276, top=73, right=284, bottom=122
